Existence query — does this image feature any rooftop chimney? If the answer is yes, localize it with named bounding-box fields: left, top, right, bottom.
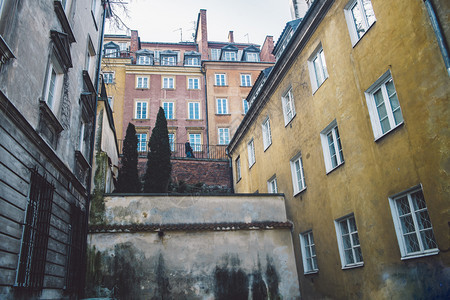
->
left=260, top=36, right=276, bottom=62
left=195, top=9, right=208, bottom=60
left=228, top=31, right=234, bottom=43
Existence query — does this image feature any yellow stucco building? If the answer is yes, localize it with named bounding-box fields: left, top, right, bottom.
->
left=228, top=0, right=449, bottom=298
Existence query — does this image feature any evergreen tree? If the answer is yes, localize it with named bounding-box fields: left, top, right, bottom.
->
left=143, top=107, right=172, bottom=192
left=116, top=123, right=141, bottom=193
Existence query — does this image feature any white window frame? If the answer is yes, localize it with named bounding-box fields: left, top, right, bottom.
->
left=216, top=98, right=228, bottom=114
left=388, top=185, right=439, bottom=260
left=136, top=76, right=149, bottom=89
left=320, top=120, right=344, bottom=173
left=188, top=78, right=200, bottom=90
left=235, top=156, right=241, bottom=182
left=240, top=74, right=251, bottom=87
left=218, top=128, right=230, bottom=145
left=334, top=214, right=364, bottom=269
left=185, top=57, right=200, bottom=66
left=300, top=231, right=319, bottom=274
left=104, top=48, right=117, bottom=58
left=119, top=42, right=128, bottom=52
left=281, top=88, right=296, bottom=126
left=246, top=52, right=259, bottom=62
left=161, top=55, right=176, bottom=65
left=242, top=99, right=249, bottom=114
left=103, top=72, right=114, bottom=84
left=215, top=73, right=226, bottom=86
left=138, top=55, right=151, bottom=65
left=247, top=139, right=255, bottom=168
left=136, top=133, right=147, bottom=152
left=188, top=102, right=200, bottom=120
left=308, top=44, right=328, bottom=93
left=223, top=51, right=237, bottom=61
left=290, top=152, right=306, bottom=195
left=135, top=100, right=148, bottom=119
left=189, top=133, right=202, bottom=152
left=162, top=77, right=175, bottom=89
left=43, top=57, right=64, bottom=112
left=211, top=49, right=221, bottom=60
left=262, top=117, right=272, bottom=150
left=365, top=70, right=404, bottom=140
left=168, top=133, right=175, bottom=152
left=344, top=0, right=376, bottom=46
left=162, top=102, right=174, bottom=120
left=267, top=175, right=278, bottom=193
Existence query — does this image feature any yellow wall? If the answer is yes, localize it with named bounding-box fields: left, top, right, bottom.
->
left=230, top=0, right=449, bottom=298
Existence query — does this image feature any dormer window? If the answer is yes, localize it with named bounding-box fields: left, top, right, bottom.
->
left=104, top=41, right=120, bottom=58
left=223, top=51, right=237, bottom=61
left=138, top=55, right=151, bottom=65
left=241, top=45, right=260, bottom=62
left=246, top=52, right=259, bottom=62
left=185, top=57, right=199, bottom=66
left=136, top=49, right=154, bottom=65
left=161, top=55, right=176, bottom=65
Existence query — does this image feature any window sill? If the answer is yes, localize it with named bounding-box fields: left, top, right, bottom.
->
left=341, top=262, right=364, bottom=270
left=216, top=114, right=231, bottom=116
left=284, top=114, right=297, bottom=127
left=166, top=119, right=177, bottom=121
left=263, top=143, right=272, bottom=152
left=325, top=161, right=345, bottom=175
left=133, top=118, right=150, bottom=121
left=135, top=88, right=149, bottom=90
left=187, top=119, right=203, bottom=121
left=400, top=250, right=439, bottom=261
left=236, top=178, right=242, bottom=184
left=187, top=88, right=201, bottom=91
left=304, top=270, right=319, bottom=275
left=249, top=162, right=255, bottom=169
left=293, top=187, right=307, bottom=197
left=312, top=77, right=328, bottom=95
left=351, top=22, right=376, bottom=48
left=214, top=85, right=228, bottom=87
left=162, top=88, right=175, bottom=90
left=240, top=85, right=252, bottom=88
left=374, top=122, right=404, bottom=142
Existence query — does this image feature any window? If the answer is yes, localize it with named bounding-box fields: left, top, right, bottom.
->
left=189, top=133, right=201, bottom=152
left=138, top=55, right=151, bottom=65
left=16, top=169, right=54, bottom=289
left=211, top=49, right=221, bottom=60
left=163, top=77, right=175, bottom=89
left=242, top=99, right=249, bottom=114
left=85, top=38, right=96, bottom=78
left=246, top=52, right=259, bottom=62
left=267, top=176, right=278, bottom=193
left=163, top=102, right=174, bottom=120
left=223, top=51, right=237, bottom=61
left=104, top=72, right=114, bottom=84
left=247, top=139, right=255, bottom=168
left=344, top=0, right=376, bottom=46
left=308, top=44, right=328, bottom=92
left=168, top=133, right=175, bottom=151
left=161, top=55, right=176, bottom=65
left=135, top=101, right=148, bottom=119
left=44, top=58, right=64, bottom=112
left=104, top=48, right=117, bottom=57
left=136, top=133, right=147, bottom=152
left=107, top=96, right=114, bottom=110
left=215, top=73, right=226, bottom=86
left=188, top=78, right=200, bottom=90
left=320, top=120, right=344, bottom=173
left=365, top=71, right=404, bottom=139
left=216, top=98, right=228, bottom=114
left=78, top=119, right=90, bottom=158
left=188, top=102, right=200, bottom=120
left=240, top=74, right=252, bottom=87
left=281, top=88, right=296, bottom=126
left=119, top=42, right=128, bottom=52
left=235, top=156, right=241, bottom=182
left=262, top=117, right=272, bottom=150
left=218, top=128, right=230, bottom=145
left=389, top=186, right=438, bottom=259
left=300, top=231, right=318, bottom=274
left=136, top=76, right=149, bottom=89
left=335, top=215, right=363, bottom=268
left=185, top=57, right=200, bottom=66
left=290, top=153, right=306, bottom=195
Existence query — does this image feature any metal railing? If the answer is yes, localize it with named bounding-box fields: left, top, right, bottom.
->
left=117, top=140, right=228, bottom=160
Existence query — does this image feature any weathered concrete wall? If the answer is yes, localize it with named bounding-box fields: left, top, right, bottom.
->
left=87, top=194, right=301, bottom=299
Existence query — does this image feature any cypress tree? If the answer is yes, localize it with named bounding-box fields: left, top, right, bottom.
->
left=116, top=123, right=141, bottom=193
left=143, top=107, right=172, bottom=192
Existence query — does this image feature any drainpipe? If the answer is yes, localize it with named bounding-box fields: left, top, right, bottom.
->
left=225, top=148, right=234, bottom=194
left=423, top=0, right=450, bottom=76
left=201, top=64, right=210, bottom=158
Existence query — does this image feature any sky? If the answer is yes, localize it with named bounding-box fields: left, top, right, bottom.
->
left=106, top=0, right=293, bottom=45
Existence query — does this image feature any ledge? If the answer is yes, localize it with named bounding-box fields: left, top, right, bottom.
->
left=53, top=1, right=76, bottom=43
left=0, top=35, right=15, bottom=65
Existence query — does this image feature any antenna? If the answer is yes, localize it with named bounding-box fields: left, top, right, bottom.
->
left=174, top=28, right=182, bottom=42
left=244, top=33, right=250, bottom=43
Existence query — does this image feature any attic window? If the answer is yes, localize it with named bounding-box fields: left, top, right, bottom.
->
left=138, top=55, right=151, bottom=65
left=185, top=57, right=200, bottom=66
left=161, top=55, right=176, bottom=65
left=246, top=52, right=259, bottom=62
left=223, top=51, right=237, bottom=61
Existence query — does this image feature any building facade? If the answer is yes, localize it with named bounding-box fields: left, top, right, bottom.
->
left=228, top=0, right=449, bottom=298
left=0, top=0, right=109, bottom=298
left=102, top=9, right=275, bottom=158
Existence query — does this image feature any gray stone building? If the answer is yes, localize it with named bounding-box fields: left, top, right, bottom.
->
left=0, top=0, right=109, bottom=298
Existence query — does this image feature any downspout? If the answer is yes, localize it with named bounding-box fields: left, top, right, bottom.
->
left=201, top=64, right=210, bottom=158
left=226, top=148, right=234, bottom=193
left=423, top=0, right=450, bottom=76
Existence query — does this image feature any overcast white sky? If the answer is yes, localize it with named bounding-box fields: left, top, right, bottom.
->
left=106, top=0, right=293, bottom=45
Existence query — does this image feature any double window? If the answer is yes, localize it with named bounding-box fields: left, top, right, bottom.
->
left=161, top=55, right=176, bottom=65
left=136, top=133, right=147, bottom=152
left=136, top=76, right=149, bottom=89
left=162, top=102, right=174, bottom=120
left=216, top=98, right=228, bottom=114
left=389, top=186, right=438, bottom=259
left=335, top=214, right=363, bottom=268
left=218, top=128, right=230, bottom=145
left=138, top=55, right=151, bottom=65
left=290, top=153, right=306, bottom=195
left=281, top=88, right=296, bottom=126
left=344, top=0, right=376, bottom=46
left=163, top=77, right=174, bottom=89
left=365, top=71, right=403, bottom=139
left=189, top=133, right=201, bottom=152
left=188, top=102, right=200, bottom=120
left=242, top=99, right=249, bottom=114
left=246, top=52, right=259, bottom=62
left=188, top=78, right=200, bottom=89
left=103, top=72, right=114, bottom=84
left=262, top=117, right=272, bottom=150
left=320, top=120, right=344, bottom=173
left=211, top=49, right=221, bottom=60
left=223, top=51, right=237, bottom=61
left=135, top=101, right=148, bottom=119
left=308, top=44, right=328, bottom=92
left=185, top=57, right=199, bottom=66
left=247, top=139, right=255, bottom=168
left=300, top=231, right=318, bottom=274
left=215, top=73, right=226, bottom=86
left=240, top=74, right=251, bottom=87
